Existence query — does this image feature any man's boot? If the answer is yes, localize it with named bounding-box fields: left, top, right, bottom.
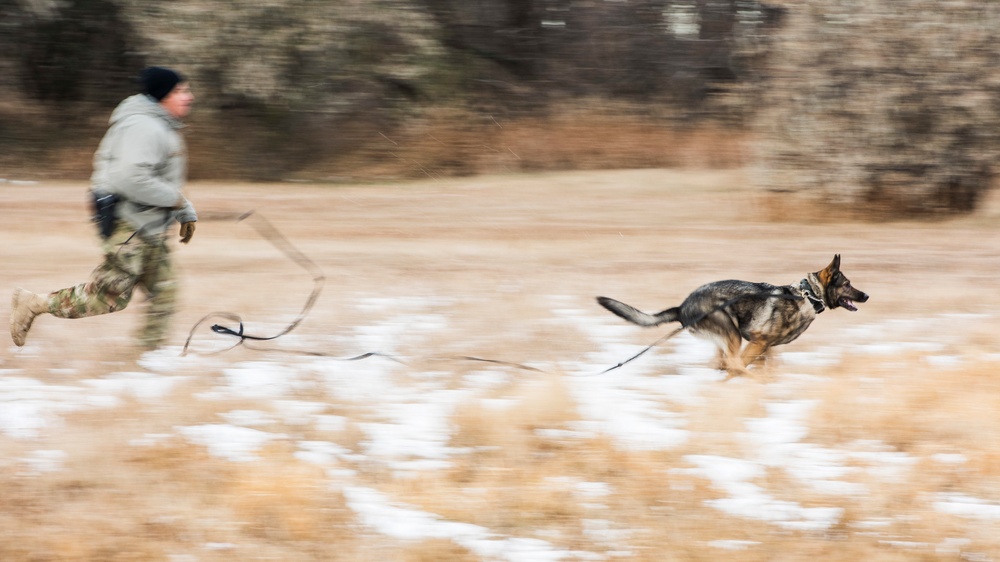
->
left=10, top=288, right=51, bottom=347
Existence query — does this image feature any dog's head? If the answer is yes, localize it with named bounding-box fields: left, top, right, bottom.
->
left=816, top=254, right=869, bottom=311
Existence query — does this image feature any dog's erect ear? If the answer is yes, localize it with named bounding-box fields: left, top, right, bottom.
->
left=817, top=254, right=841, bottom=285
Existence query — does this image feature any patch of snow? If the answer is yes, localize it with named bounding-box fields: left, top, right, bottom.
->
left=295, top=440, right=351, bottom=466
left=932, top=453, right=967, bottom=465
left=462, top=369, right=513, bottom=390
left=574, top=481, right=613, bottom=499
left=936, top=538, right=972, bottom=554
left=924, top=355, right=962, bottom=368
left=847, top=442, right=918, bottom=479
left=343, top=485, right=598, bottom=561
left=351, top=313, right=447, bottom=352
left=82, top=372, right=189, bottom=399
left=582, top=519, right=634, bottom=546
left=129, top=433, right=173, bottom=447
left=0, top=376, right=116, bottom=439
left=314, top=414, right=348, bottom=432
left=779, top=349, right=842, bottom=367
left=879, top=540, right=929, bottom=550
left=218, top=409, right=276, bottom=427
left=19, top=449, right=67, bottom=473
left=934, top=494, right=1000, bottom=520
left=272, top=399, right=328, bottom=425
left=535, top=427, right=597, bottom=442
left=556, top=308, right=710, bottom=451
left=709, top=540, right=760, bottom=550
left=682, top=454, right=844, bottom=531
left=176, top=424, right=287, bottom=462
left=196, top=360, right=313, bottom=402
left=857, top=341, right=945, bottom=355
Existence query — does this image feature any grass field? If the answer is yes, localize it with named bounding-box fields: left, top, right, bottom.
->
left=3, top=169, right=1000, bottom=561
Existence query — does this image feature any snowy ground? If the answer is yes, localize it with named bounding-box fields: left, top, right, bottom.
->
left=3, top=173, right=999, bottom=560
left=5, top=297, right=999, bottom=560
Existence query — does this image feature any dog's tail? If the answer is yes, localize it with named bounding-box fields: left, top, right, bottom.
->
left=596, top=296, right=680, bottom=327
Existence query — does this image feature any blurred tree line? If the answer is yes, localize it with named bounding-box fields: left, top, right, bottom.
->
left=2, top=0, right=998, bottom=215
left=1, top=0, right=768, bottom=179
left=749, top=0, right=1000, bottom=216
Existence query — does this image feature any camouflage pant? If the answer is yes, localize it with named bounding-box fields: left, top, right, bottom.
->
left=49, top=222, right=177, bottom=349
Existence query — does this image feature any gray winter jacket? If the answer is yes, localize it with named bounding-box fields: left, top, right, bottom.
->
left=91, top=94, right=197, bottom=236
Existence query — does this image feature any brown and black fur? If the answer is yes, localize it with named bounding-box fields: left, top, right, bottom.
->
left=597, top=255, right=869, bottom=379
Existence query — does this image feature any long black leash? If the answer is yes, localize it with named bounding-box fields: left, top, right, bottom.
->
left=594, top=326, right=687, bottom=375
left=182, top=211, right=325, bottom=356
left=182, top=211, right=547, bottom=368
left=182, top=212, right=803, bottom=375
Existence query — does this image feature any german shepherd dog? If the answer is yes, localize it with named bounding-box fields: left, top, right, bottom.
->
left=597, top=255, right=869, bottom=379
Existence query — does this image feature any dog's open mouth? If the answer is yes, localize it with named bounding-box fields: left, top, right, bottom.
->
left=838, top=297, right=858, bottom=311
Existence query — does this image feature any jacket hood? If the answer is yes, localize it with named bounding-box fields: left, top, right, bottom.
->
left=109, top=94, right=184, bottom=130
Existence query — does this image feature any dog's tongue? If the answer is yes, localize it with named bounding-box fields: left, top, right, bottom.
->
left=841, top=298, right=857, bottom=311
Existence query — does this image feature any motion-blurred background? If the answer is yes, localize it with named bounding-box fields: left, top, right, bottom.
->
left=2, top=0, right=999, bottom=216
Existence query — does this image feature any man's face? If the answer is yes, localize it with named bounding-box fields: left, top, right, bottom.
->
left=160, top=82, right=194, bottom=119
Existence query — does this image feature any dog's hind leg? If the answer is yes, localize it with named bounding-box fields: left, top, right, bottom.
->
left=710, top=349, right=727, bottom=370
left=722, top=331, right=752, bottom=381
left=696, top=330, right=732, bottom=371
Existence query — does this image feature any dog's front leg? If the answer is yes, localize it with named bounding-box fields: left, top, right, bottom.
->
left=740, top=340, right=770, bottom=368
left=738, top=340, right=775, bottom=382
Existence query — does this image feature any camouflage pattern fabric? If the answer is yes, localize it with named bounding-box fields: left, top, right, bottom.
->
left=49, top=222, right=177, bottom=349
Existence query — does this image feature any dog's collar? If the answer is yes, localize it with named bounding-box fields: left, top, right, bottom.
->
left=800, top=275, right=826, bottom=314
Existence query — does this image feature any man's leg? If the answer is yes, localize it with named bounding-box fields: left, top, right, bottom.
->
left=11, top=225, right=143, bottom=347
left=10, top=288, right=54, bottom=346
left=50, top=225, right=143, bottom=319
left=136, top=238, right=176, bottom=350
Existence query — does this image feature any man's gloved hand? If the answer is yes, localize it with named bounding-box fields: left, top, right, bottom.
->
left=179, top=221, right=196, bottom=244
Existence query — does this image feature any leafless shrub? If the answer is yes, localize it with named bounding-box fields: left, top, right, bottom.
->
left=742, top=1, right=1000, bottom=217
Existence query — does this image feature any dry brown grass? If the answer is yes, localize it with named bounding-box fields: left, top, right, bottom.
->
left=2, top=168, right=999, bottom=561
left=381, top=353, right=1000, bottom=560
left=170, top=354, right=991, bottom=562
left=300, top=104, right=747, bottom=182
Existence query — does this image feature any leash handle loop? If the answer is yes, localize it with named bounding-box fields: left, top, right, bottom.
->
left=183, top=211, right=324, bottom=355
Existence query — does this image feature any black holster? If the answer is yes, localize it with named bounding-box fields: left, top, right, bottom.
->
left=90, top=190, right=120, bottom=239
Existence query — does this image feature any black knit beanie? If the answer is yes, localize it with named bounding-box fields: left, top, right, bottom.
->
left=139, top=66, right=185, bottom=101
